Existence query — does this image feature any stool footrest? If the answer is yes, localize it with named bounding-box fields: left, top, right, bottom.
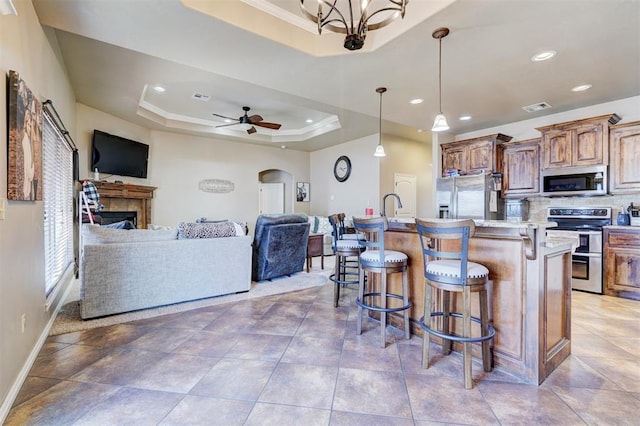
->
left=329, top=273, right=359, bottom=286
left=356, top=292, right=412, bottom=314
left=419, top=312, right=495, bottom=343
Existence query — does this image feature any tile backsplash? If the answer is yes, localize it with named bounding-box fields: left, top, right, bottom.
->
left=525, top=194, right=638, bottom=222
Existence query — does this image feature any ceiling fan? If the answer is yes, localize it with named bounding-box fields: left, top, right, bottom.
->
left=213, top=106, right=282, bottom=135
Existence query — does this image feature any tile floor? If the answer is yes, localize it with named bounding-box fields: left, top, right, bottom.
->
left=6, top=262, right=640, bottom=425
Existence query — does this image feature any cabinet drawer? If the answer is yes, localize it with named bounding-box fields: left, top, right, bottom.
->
left=607, top=230, right=640, bottom=247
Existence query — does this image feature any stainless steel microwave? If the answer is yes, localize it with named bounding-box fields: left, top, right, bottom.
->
left=541, top=165, right=607, bottom=197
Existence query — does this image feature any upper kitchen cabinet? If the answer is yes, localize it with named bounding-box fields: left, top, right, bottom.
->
left=610, top=121, right=640, bottom=194
left=500, top=138, right=540, bottom=197
left=537, top=114, right=621, bottom=170
left=441, top=133, right=512, bottom=176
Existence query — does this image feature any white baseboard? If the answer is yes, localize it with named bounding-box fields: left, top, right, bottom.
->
left=0, top=275, right=76, bottom=423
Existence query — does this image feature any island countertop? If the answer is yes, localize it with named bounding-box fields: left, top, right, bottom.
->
left=373, top=217, right=572, bottom=385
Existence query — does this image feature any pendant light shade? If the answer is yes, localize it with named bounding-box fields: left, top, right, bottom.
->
left=374, top=87, right=387, bottom=157
left=432, top=113, right=449, bottom=132
left=431, top=27, right=450, bottom=132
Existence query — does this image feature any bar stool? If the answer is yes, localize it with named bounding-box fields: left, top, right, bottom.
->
left=353, top=216, right=411, bottom=348
left=328, top=213, right=364, bottom=307
left=415, top=218, right=495, bottom=389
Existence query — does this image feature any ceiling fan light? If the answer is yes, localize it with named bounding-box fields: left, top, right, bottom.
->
left=431, top=113, right=450, bottom=132
left=238, top=123, right=253, bottom=131
left=374, top=144, right=386, bottom=157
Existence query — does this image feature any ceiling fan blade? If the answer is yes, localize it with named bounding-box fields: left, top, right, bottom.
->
left=215, top=123, right=240, bottom=128
left=212, top=113, right=239, bottom=121
left=254, top=121, right=282, bottom=130
left=247, top=114, right=263, bottom=123
left=246, top=126, right=257, bottom=135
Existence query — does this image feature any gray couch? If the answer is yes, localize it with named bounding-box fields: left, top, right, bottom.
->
left=80, top=224, right=252, bottom=319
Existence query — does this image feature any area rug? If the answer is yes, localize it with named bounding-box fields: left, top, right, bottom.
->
left=49, top=264, right=332, bottom=336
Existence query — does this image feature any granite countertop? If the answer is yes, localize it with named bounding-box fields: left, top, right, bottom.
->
left=603, top=225, right=640, bottom=230
left=386, top=217, right=557, bottom=230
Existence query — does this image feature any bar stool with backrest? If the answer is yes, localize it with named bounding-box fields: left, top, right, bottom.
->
left=328, top=214, right=364, bottom=307
left=415, top=218, right=495, bottom=389
left=353, top=216, right=411, bottom=348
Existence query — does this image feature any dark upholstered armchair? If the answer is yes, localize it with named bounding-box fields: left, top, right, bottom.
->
left=252, top=214, right=310, bottom=281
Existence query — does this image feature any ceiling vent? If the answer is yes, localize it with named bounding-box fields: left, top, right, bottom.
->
left=192, top=93, right=211, bottom=102
left=522, top=102, right=552, bottom=113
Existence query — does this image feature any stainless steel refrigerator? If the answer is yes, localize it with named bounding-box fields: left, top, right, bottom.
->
left=436, top=174, right=503, bottom=220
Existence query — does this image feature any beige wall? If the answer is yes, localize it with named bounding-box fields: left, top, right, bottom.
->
left=0, top=0, right=77, bottom=417
left=378, top=134, right=434, bottom=218
left=309, top=134, right=380, bottom=219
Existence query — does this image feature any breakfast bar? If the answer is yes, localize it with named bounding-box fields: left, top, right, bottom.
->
left=380, top=219, right=573, bottom=385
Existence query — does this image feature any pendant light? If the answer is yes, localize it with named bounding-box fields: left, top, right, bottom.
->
left=374, top=87, right=387, bottom=157
left=431, top=27, right=450, bottom=132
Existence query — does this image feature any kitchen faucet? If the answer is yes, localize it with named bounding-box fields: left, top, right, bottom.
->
left=381, top=193, right=403, bottom=217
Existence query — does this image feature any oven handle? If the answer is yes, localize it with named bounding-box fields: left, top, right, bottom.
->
left=573, top=252, right=602, bottom=258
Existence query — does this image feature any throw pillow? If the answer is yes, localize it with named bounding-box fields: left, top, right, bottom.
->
left=316, top=216, right=332, bottom=235
left=177, top=222, right=237, bottom=239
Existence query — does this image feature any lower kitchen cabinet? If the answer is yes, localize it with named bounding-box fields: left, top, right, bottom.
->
left=604, top=226, right=640, bottom=300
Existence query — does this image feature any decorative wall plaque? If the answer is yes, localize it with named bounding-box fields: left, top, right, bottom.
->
left=199, top=179, right=235, bottom=193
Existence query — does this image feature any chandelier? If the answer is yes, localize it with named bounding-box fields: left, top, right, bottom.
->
left=300, top=0, right=409, bottom=51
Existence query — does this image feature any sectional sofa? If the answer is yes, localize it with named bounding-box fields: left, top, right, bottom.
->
left=79, top=223, right=252, bottom=319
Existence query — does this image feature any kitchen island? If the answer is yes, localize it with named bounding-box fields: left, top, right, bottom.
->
left=379, top=218, right=572, bottom=385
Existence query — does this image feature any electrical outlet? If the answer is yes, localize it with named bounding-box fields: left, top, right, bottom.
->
left=21, top=314, right=26, bottom=333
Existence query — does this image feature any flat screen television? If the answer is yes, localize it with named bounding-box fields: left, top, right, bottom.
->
left=91, top=130, right=149, bottom=178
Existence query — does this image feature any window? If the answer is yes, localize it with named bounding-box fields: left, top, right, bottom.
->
left=42, top=111, right=74, bottom=296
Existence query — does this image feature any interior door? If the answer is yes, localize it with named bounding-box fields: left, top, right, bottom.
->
left=259, top=183, right=284, bottom=214
left=394, top=173, right=417, bottom=218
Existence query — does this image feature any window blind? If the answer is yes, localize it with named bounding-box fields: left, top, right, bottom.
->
left=42, top=112, right=74, bottom=295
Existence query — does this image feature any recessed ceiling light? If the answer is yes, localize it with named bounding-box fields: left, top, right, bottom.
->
left=410, top=98, right=424, bottom=105
left=152, top=85, right=166, bottom=93
left=459, top=115, right=472, bottom=121
left=281, top=145, right=287, bottom=149
left=306, top=119, right=313, bottom=123
left=531, top=50, right=556, bottom=62
left=571, top=84, right=592, bottom=92
left=417, top=129, right=425, bottom=133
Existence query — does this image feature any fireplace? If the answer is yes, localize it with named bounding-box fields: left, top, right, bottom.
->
left=99, top=211, right=137, bottom=227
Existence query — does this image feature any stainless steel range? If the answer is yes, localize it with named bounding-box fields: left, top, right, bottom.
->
left=547, top=207, right=612, bottom=294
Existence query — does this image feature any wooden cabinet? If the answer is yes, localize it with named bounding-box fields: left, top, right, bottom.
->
left=604, top=227, right=640, bottom=300
left=609, top=121, right=640, bottom=194
left=500, top=138, right=540, bottom=197
left=441, top=133, right=512, bottom=176
left=537, top=114, right=620, bottom=170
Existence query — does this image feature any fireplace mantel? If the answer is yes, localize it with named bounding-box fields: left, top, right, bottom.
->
left=89, top=181, right=156, bottom=228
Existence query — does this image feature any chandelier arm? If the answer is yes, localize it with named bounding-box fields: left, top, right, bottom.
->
left=300, top=1, right=349, bottom=34
left=359, top=6, right=406, bottom=32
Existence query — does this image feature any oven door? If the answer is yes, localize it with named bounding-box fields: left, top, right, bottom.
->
left=571, top=253, right=603, bottom=294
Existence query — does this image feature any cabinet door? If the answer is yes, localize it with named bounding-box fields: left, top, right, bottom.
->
left=573, top=122, right=604, bottom=166
left=502, top=141, right=540, bottom=196
left=442, top=145, right=466, bottom=176
left=605, top=247, right=640, bottom=294
left=542, top=129, right=572, bottom=169
left=610, top=123, right=640, bottom=193
left=467, top=140, right=494, bottom=175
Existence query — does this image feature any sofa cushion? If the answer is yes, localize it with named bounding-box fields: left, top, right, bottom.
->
left=82, top=224, right=178, bottom=245
left=178, top=222, right=237, bottom=239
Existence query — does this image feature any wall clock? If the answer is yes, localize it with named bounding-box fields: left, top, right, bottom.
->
left=334, top=155, right=352, bottom=182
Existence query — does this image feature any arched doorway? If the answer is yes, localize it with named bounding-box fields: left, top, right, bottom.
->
left=258, top=169, right=293, bottom=214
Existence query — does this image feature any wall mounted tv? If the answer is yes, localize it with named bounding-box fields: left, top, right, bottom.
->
left=91, top=130, right=149, bottom=179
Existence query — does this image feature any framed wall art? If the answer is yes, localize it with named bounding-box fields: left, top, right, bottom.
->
left=7, top=70, right=43, bottom=201
left=296, top=182, right=310, bottom=202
